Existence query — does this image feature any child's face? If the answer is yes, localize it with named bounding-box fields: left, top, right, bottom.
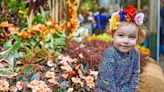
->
left=112, top=23, right=138, bottom=54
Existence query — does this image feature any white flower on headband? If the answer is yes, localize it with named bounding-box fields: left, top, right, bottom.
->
left=111, top=11, right=120, bottom=17
left=134, top=13, right=144, bottom=25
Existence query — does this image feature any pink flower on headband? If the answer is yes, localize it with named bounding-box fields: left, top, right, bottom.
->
left=134, top=13, right=144, bottom=25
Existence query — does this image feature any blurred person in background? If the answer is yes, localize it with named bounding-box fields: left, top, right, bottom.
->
left=160, top=4, right=164, bottom=55
left=93, top=7, right=110, bottom=35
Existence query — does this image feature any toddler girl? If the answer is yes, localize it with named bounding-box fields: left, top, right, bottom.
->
left=94, top=5, right=146, bottom=92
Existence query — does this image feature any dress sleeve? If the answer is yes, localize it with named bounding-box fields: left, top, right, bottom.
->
left=129, top=49, right=141, bottom=90
left=94, top=48, right=119, bottom=92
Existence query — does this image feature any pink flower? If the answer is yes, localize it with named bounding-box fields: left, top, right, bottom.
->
left=27, top=80, right=52, bottom=92
left=134, top=13, right=144, bottom=25
left=58, top=54, right=64, bottom=60
left=61, top=64, right=73, bottom=72
left=82, top=76, right=95, bottom=88
left=0, top=78, right=9, bottom=91
left=71, top=77, right=84, bottom=87
left=79, top=53, right=84, bottom=58
left=9, top=86, right=18, bottom=92
left=48, top=78, right=59, bottom=85
left=45, top=71, right=55, bottom=78
left=62, top=73, right=69, bottom=79
left=16, top=80, right=24, bottom=90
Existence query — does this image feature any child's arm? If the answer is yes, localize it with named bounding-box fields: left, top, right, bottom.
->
left=129, top=50, right=140, bottom=90
left=94, top=49, right=119, bottom=92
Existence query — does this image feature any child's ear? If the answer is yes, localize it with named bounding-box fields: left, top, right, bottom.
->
left=137, top=29, right=146, bottom=44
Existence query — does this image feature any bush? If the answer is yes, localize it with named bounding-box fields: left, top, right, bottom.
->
left=63, top=38, right=111, bottom=70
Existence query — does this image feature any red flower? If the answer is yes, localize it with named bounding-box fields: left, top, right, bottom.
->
left=124, top=5, right=137, bottom=20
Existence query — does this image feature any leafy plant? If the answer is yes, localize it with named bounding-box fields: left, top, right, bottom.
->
left=63, top=38, right=111, bottom=70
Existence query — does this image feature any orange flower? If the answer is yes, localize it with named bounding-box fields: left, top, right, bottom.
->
left=0, top=22, right=13, bottom=27
left=136, top=45, right=150, bottom=57
left=8, top=27, right=19, bottom=34
left=48, top=19, right=58, bottom=27
left=17, top=31, right=29, bottom=39
left=31, top=24, right=46, bottom=33
left=61, top=23, right=67, bottom=30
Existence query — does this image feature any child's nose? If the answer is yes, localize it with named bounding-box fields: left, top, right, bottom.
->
left=123, top=37, right=129, bottom=44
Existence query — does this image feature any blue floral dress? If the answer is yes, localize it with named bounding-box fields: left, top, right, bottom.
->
left=94, top=45, right=140, bottom=92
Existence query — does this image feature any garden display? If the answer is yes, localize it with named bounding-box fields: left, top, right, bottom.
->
left=0, top=0, right=161, bottom=92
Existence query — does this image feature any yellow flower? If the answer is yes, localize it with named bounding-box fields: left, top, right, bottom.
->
left=91, top=34, right=97, bottom=39
left=109, top=15, right=120, bottom=31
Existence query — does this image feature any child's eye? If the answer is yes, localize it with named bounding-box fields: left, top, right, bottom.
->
left=118, top=34, right=124, bottom=37
left=129, top=36, right=137, bottom=39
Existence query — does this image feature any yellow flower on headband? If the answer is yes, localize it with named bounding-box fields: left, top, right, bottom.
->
left=109, top=15, right=120, bottom=31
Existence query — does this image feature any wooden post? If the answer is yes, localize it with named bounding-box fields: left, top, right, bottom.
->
left=137, top=0, right=141, bottom=11
left=149, top=0, right=159, bottom=60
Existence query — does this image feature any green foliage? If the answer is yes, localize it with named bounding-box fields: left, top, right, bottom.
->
left=80, top=1, right=98, bottom=12
left=3, top=40, right=12, bottom=49
left=32, top=13, right=46, bottom=24
left=0, top=68, right=17, bottom=77
left=45, top=32, right=66, bottom=53
left=0, top=0, right=28, bottom=28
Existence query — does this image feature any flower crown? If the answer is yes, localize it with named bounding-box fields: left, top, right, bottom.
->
left=109, top=5, right=144, bottom=31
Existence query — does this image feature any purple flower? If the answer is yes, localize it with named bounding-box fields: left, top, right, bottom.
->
left=119, top=11, right=126, bottom=22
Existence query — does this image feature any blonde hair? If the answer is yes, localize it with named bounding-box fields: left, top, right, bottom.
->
left=106, top=22, right=146, bottom=44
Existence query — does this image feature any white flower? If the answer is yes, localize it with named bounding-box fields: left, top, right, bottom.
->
left=67, top=88, right=74, bottom=92
left=134, top=13, right=144, bottom=25
left=79, top=53, right=84, bottom=58
left=89, top=69, right=99, bottom=79
left=111, top=11, right=120, bottom=17
left=47, top=60, right=54, bottom=67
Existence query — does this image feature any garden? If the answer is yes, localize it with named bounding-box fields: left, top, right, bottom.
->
left=0, top=0, right=161, bottom=92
